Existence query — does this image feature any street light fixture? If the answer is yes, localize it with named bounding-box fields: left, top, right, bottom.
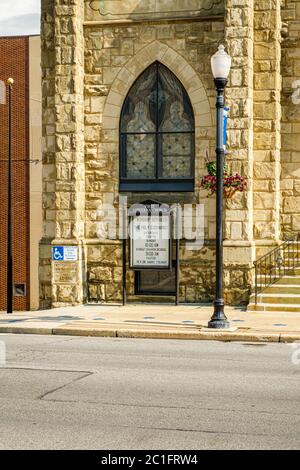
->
left=208, top=45, right=231, bottom=329
left=7, top=78, right=14, bottom=314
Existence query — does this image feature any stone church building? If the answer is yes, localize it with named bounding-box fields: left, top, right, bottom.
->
left=39, top=0, right=300, bottom=310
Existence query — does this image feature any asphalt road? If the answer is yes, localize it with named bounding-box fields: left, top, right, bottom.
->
left=0, top=334, right=299, bottom=450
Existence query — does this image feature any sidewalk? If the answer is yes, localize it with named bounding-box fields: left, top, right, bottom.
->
left=1, top=303, right=300, bottom=343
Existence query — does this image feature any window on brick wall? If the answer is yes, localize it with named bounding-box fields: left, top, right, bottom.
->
left=120, top=62, right=195, bottom=192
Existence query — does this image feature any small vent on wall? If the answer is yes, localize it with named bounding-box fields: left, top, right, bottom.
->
left=13, top=284, right=26, bottom=297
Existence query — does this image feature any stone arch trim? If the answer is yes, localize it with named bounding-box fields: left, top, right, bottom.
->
left=102, top=40, right=212, bottom=131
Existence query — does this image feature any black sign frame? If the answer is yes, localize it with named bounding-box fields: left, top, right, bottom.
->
left=122, top=202, right=180, bottom=306
left=129, top=210, right=172, bottom=271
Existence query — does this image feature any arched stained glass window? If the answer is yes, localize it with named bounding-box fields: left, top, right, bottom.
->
left=120, top=62, right=195, bottom=192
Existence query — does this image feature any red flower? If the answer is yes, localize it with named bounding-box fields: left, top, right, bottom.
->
left=200, top=164, right=247, bottom=197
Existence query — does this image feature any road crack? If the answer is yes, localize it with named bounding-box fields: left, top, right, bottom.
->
left=38, top=371, right=93, bottom=400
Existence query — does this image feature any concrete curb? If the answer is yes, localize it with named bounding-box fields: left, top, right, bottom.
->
left=0, top=326, right=53, bottom=335
left=1, top=324, right=300, bottom=342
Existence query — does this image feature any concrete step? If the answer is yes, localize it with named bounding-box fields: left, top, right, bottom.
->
left=256, top=259, right=300, bottom=267
left=250, top=293, right=300, bottom=305
left=274, top=276, right=300, bottom=285
left=263, top=285, right=300, bottom=294
left=250, top=242, right=300, bottom=312
left=248, top=303, right=300, bottom=312
left=256, top=271, right=299, bottom=280
left=255, top=277, right=300, bottom=289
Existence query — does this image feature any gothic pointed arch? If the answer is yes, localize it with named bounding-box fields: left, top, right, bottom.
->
left=119, top=61, right=195, bottom=192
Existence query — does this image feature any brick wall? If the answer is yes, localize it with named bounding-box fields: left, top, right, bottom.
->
left=0, top=36, right=30, bottom=311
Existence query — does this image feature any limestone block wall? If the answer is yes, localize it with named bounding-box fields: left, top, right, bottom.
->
left=83, top=17, right=223, bottom=303
left=40, top=0, right=86, bottom=308
left=223, top=0, right=255, bottom=303
left=281, top=0, right=300, bottom=236
left=253, top=0, right=282, bottom=258
left=40, top=0, right=292, bottom=308
left=84, top=0, right=225, bottom=22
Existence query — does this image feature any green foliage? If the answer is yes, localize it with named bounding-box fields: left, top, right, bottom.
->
left=201, top=160, right=247, bottom=198
left=206, top=160, right=229, bottom=176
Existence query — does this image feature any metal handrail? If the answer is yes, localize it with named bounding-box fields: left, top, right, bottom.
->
left=254, top=233, right=300, bottom=304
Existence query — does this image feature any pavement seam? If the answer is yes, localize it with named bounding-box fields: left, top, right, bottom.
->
left=34, top=399, right=300, bottom=416
left=2, top=366, right=93, bottom=374
left=38, top=371, right=93, bottom=400
left=94, top=423, right=287, bottom=439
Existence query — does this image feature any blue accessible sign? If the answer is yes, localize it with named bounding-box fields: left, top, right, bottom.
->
left=52, top=246, right=78, bottom=261
left=223, top=106, right=229, bottom=149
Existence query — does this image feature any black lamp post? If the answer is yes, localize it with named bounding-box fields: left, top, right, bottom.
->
left=7, top=78, right=14, bottom=314
left=208, top=45, right=231, bottom=329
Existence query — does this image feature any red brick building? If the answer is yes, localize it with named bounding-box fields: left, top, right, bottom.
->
left=0, top=36, right=42, bottom=311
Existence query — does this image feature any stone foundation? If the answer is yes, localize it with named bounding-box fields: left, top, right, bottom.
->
left=85, top=240, right=251, bottom=306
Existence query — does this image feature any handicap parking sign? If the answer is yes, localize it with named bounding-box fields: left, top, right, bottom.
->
left=52, top=246, right=78, bottom=261
left=52, top=246, right=64, bottom=261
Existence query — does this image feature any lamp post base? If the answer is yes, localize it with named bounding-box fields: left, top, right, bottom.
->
left=208, top=301, right=230, bottom=329
left=208, top=319, right=231, bottom=329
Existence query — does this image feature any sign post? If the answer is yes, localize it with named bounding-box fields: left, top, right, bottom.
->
left=7, top=79, right=14, bottom=314
left=174, top=204, right=180, bottom=306
left=121, top=205, right=127, bottom=306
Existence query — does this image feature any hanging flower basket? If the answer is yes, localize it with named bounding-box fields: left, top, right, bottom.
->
left=224, top=186, right=237, bottom=199
left=200, top=160, right=247, bottom=199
